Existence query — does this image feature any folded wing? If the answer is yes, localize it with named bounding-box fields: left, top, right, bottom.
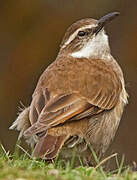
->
left=24, top=58, right=122, bottom=137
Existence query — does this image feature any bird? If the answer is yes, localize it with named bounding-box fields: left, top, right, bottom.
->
left=10, top=12, right=128, bottom=165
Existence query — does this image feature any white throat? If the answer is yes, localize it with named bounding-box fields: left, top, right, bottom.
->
left=71, top=30, right=111, bottom=60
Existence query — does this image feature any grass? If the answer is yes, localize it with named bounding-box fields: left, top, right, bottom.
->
left=0, top=144, right=137, bottom=180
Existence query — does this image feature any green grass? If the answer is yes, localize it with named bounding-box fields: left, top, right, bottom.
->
left=0, top=144, right=137, bottom=180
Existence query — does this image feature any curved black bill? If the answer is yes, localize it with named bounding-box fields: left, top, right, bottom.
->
left=93, top=12, right=120, bottom=35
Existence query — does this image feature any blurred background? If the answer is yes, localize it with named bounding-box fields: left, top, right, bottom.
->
left=0, top=0, right=137, bottom=168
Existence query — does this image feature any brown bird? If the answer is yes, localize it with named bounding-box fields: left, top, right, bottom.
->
left=10, top=12, right=128, bottom=165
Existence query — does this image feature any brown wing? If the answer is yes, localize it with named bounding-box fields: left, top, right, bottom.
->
left=25, top=94, right=93, bottom=135
left=24, top=57, right=122, bottom=136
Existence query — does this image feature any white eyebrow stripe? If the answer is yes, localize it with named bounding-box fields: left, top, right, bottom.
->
left=62, top=24, right=97, bottom=48
left=71, top=30, right=110, bottom=60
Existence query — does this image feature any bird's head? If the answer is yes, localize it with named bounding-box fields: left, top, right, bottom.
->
left=59, top=12, right=120, bottom=60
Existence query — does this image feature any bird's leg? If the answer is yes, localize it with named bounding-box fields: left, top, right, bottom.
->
left=65, top=136, right=83, bottom=148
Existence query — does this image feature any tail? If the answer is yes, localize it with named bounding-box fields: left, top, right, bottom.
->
left=33, top=134, right=68, bottom=159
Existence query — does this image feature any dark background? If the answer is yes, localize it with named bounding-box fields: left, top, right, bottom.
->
left=0, top=0, right=137, bottom=167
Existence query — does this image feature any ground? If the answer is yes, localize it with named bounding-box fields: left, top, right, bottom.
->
left=0, top=144, right=137, bottom=180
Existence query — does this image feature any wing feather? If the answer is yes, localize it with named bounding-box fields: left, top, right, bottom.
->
left=24, top=96, right=91, bottom=136
left=24, top=57, right=122, bottom=136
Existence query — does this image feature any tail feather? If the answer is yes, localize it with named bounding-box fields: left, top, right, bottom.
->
left=33, top=134, right=68, bottom=159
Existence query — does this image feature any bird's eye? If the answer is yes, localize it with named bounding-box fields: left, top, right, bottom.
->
left=78, top=31, right=86, bottom=37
